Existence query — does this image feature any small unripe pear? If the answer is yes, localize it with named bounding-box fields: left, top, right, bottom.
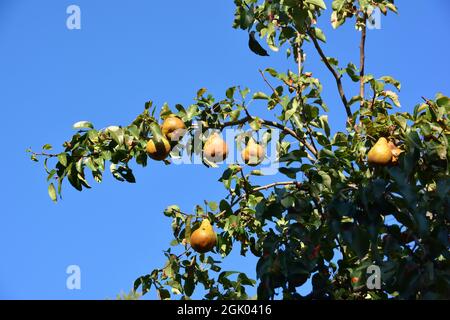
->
left=203, top=133, right=228, bottom=163
left=368, top=137, right=392, bottom=165
left=241, top=138, right=265, bottom=166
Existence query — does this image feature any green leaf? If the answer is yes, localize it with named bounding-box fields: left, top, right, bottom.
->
left=351, top=228, right=370, bottom=258
left=160, top=102, right=172, bottom=118
left=305, top=0, right=327, bottom=9
left=238, top=273, right=256, bottom=286
left=319, top=115, right=330, bottom=137
left=348, top=95, right=362, bottom=106
left=279, top=167, right=301, bottom=179
left=48, top=183, right=57, bottom=202
left=157, top=288, right=171, bottom=300
left=107, top=127, right=125, bottom=145
left=219, top=200, right=232, bottom=215
left=383, top=90, right=401, bottom=107
left=42, top=144, right=52, bottom=150
left=314, top=27, right=326, bottom=42
left=73, top=121, right=94, bottom=129
left=127, top=125, right=140, bottom=139
left=183, top=272, right=195, bottom=297
left=332, top=0, right=346, bottom=11
left=58, top=153, right=68, bottom=167
left=240, top=87, right=250, bottom=99
left=164, top=205, right=181, bottom=217
left=46, top=169, right=57, bottom=182
left=249, top=118, right=262, bottom=130
left=346, top=63, right=360, bottom=82
left=226, top=86, right=236, bottom=100
left=185, top=216, right=192, bottom=243
left=208, top=201, right=218, bottom=211
left=250, top=170, right=263, bottom=176
left=318, top=171, right=331, bottom=189
left=436, top=95, right=450, bottom=108
left=265, top=68, right=278, bottom=77
left=380, top=76, right=401, bottom=90
left=281, top=195, right=295, bottom=208
left=252, top=92, right=269, bottom=100
left=197, top=88, right=207, bottom=98
left=175, top=104, right=186, bottom=117
left=186, top=104, right=199, bottom=120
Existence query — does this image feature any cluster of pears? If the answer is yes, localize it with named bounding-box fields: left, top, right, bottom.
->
left=146, top=115, right=186, bottom=161
left=145, top=114, right=266, bottom=166
left=368, top=137, right=403, bottom=166
left=203, top=133, right=265, bottom=166
left=189, top=219, right=217, bottom=253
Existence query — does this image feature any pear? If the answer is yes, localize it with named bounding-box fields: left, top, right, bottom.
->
left=368, top=137, right=392, bottom=165
left=190, top=219, right=217, bottom=253
left=146, top=137, right=171, bottom=161
left=203, top=133, right=228, bottom=163
left=161, top=115, right=186, bottom=142
left=241, top=138, right=265, bottom=166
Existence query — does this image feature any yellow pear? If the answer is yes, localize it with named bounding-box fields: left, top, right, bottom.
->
left=146, top=137, right=171, bottom=161
left=368, top=137, right=392, bottom=165
left=190, top=219, right=217, bottom=253
left=241, top=138, right=265, bottom=166
left=203, top=133, right=228, bottom=163
left=161, top=116, right=186, bottom=142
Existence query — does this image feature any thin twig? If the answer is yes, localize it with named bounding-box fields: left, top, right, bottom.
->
left=239, top=169, right=251, bottom=200
left=359, top=13, right=367, bottom=109
left=296, top=32, right=303, bottom=77
left=253, top=181, right=300, bottom=192
left=29, top=152, right=58, bottom=158
left=258, top=69, right=278, bottom=97
left=306, top=28, right=352, bottom=119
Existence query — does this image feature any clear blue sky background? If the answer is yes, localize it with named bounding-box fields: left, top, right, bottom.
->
left=0, top=0, right=449, bottom=299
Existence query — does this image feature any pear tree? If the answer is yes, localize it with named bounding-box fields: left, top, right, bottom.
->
left=29, top=0, right=449, bottom=300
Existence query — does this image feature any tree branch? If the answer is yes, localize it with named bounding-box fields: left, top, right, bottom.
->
left=258, top=69, right=278, bottom=96
left=359, top=13, right=367, bottom=108
left=296, top=34, right=303, bottom=77
left=220, top=115, right=317, bottom=161
left=306, top=28, right=352, bottom=119
left=253, top=181, right=301, bottom=192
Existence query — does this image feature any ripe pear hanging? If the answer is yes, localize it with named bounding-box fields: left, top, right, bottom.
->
left=367, top=137, right=393, bottom=165
left=203, top=133, right=228, bottom=163
left=241, top=138, right=265, bottom=166
left=146, top=122, right=171, bottom=161
left=190, top=219, right=217, bottom=253
left=161, top=115, right=186, bottom=142
left=146, top=138, right=171, bottom=161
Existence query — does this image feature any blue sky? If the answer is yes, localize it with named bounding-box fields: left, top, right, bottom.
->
left=0, top=0, right=449, bottom=299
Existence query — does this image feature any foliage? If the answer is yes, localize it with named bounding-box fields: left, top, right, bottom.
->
left=30, top=0, right=449, bottom=300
